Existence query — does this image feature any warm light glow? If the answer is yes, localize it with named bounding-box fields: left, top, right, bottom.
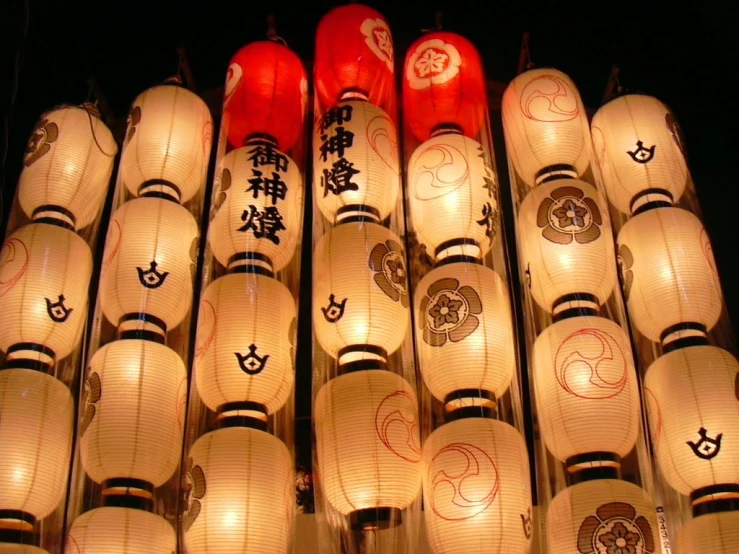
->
left=675, top=511, right=739, bottom=554
left=0, top=545, right=49, bottom=553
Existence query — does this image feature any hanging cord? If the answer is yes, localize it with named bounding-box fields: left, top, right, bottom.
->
left=266, top=15, right=288, bottom=47
left=420, top=11, right=443, bottom=34
left=517, top=32, right=533, bottom=74
left=82, top=83, right=116, bottom=158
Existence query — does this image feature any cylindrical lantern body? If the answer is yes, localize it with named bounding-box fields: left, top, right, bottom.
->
left=314, top=369, right=422, bottom=514
left=183, top=426, right=294, bottom=554
left=66, top=507, right=175, bottom=553
left=79, top=339, right=187, bottom=487
left=591, top=94, right=688, bottom=215
left=674, top=511, right=739, bottom=554
left=209, top=144, right=303, bottom=272
left=422, top=417, right=532, bottom=553
left=408, top=133, right=498, bottom=261
left=18, top=106, right=117, bottom=231
left=616, top=206, right=722, bottom=343
left=313, top=100, right=400, bottom=224
left=0, top=546, right=48, bottom=553
left=547, top=478, right=658, bottom=554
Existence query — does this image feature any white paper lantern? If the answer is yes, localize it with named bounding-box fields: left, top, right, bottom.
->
left=194, top=272, right=295, bottom=415
left=18, top=105, right=117, bottom=231
left=99, top=196, right=199, bottom=335
left=0, top=369, right=73, bottom=525
left=591, top=94, right=688, bottom=215
left=313, top=100, right=400, bottom=223
left=422, top=418, right=532, bottom=554
left=674, top=511, right=739, bottom=554
left=80, top=339, right=187, bottom=489
left=0, top=223, right=92, bottom=366
left=0, top=545, right=48, bottom=554
left=314, top=370, right=422, bottom=516
left=121, top=83, right=213, bottom=204
left=415, top=262, right=515, bottom=408
left=209, top=143, right=303, bottom=272
left=183, top=426, right=294, bottom=554
left=313, top=221, right=409, bottom=363
left=66, top=507, right=175, bottom=553
left=547, top=479, right=659, bottom=554
left=501, top=68, right=591, bottom=187
left=643, top=345, right=739, bottom=499
left=617, top=206, right=722, bottom=344
left=518, top=178, right=616, bottom=315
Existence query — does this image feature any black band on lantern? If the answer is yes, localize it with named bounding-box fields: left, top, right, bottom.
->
left=660, top=322, right=708, bottom=352
left=118, top=313, right=167, bottom=343
left=337, top=345, right=388, bottom=374
left=690, top=484, right=739, bottom=518
left=102, top=478, right=155, bottom=511
left=216, top=401, right=269, bottom=431
left=0, top=510, right=36, bottom=530
left=32, top=204, right=77, bottom=231
left=244, top=133, right=278, bottom=148
left=444, top=389, right=497, bottom=421
left=434, top=238, right=480, bottom=260
left=349, top=507, right=401, bottom=531
left=3, top=342, right=56, bottom=373
left=433, top=254, right=483, bottom=268
left=227, top=252, right=275, bottom=278
left=0, top=528, right=38, bottom=546
left=138, top=179, right=181, bottom=204
left=339, top=88, right=369, bottom=102
left=336, top=204, right=381, bottom=225
left=535, top=164, right=577, bottom=185
left=430, top=123, right=463, bottom=137
left=565, top=452, right=621, bottom=484
left=551, top=293, right=600, bottom=322
left=33, top=217, right=75, bottom=232
left=629, top=188, right=674, bottom=216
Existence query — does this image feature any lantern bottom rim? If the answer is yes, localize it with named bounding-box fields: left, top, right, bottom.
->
left=349, top=507, right=401, bottom=531
left=0, top=510, right=35, bottom=533
left=565, top=452, right=621, bottom=485
left=3, top=342, right=55, bottom=373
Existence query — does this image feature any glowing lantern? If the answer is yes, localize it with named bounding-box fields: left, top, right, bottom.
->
left=223, top=41, right=307, bottom=151
left=66, top=507, right=175, bottom=553
left=0, top=546, right=48, bottom=554
left=675, top=511, right=739, bottom=554
left=403, top=32, right=486, bottom=142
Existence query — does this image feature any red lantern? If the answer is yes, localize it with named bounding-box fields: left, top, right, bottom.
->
left=403, top=32, right=487, bottom=141
left=223, top=41, right=307, bottom=151
left=314, top=4, right=395, bottom=110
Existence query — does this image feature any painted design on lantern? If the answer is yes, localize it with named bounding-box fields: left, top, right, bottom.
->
left=520, top=74, right=579, bottom=123
left=617, top=244, right=634, bottom=302
left=687, top=427, right=722, bottom=460
left=24, top=117, right=59, bottom=167
left=319, top=106, right=361, bottom=198
left=642, top=387, right=662, bottom=449
left=0, top=238, right=29, bottom=298
left=590, top=126, right=607, bottom=168
left=223, top=62, right=243, bottom=108
left=665, top=112, right=686, bottom=157
left=412, top=142, right=469, bottom=201
left=419, top=277, right=482, bottom=347
left=66, top=535, right=81, bottom=554
left=525, top=263, right=532, bottom=289
left=626, top=141, right=656, bottom=164
left=478, top=145, right=497, bottom=198
left=189, top=236, right=199, bottom=280
left=288, top=316, right=297, bottom=362
left=521, top=507, right=533, bottom=539
left=555, top=328, right=629, bottom=400
left=213, top=167, right=231, bottom=212
left=367, top=113, right=399, bottom=172
left=577, top=502, right=655, bottom=554
left=137, top=260, right=169, bottom=289
left=700, top=229, right=718, bottom=274
left=428, top=442, right=499, bottom=521
left=537, top=186, right=602, bottom=245
left=235, top=344, right=269, bottom=375
left=360, top=18, right=394, bottom=71
left=369, top=240, right=409, bottom=307
left=101, top=220, right=122, bottom=274
left=125, top=106, right=141, bottom=144
left=176, top=376, right=187, bottom=430
left=45, top=294, right=73, bottom=323
left=406, top=38, right=462, bottom=90
left=477, top=202, right=498, bottom=243
left=375, top=390, right=421, bottom=462
left=321, top=293, right=347, bottom=323
left=80, top=371, right=101, bottom=437
left=194, top=299, right=216, bottom=358
left=202, top=119, right=213, bottom=156
left=182, top=457, right=206, bottom=532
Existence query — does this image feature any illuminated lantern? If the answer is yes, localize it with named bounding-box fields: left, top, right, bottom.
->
left=313, top=100, right=399, bottom=224
left=0, top=369, right=73, bottom=529
left=547, top=479, right=658, bottom=554
left=403, top=32, right=486, bottom=142
left=183, top=426, right=294, bottom=554
left=518, top=178, right=616, bottom=316
left=591, top=94, right=688, bottom=215
left=120, top=83, right=213, bottom=204
left=79, top=339, right=187, bottom=492
left=0, top=222, right=92, bottom=368
left=99, top=196, right=199, bottom=337
left=313, top=221, right=409, bottom=365
left=314, top=4, right=395, bottom=109
left=408, top=133, right=498, bottom=261
left=18, top=104, right=117, bottom=231
left=501, top=68, right=591, bottom=187
left=616, top=206, right=722, bottom=345
left=675, top=511, right=739, bottom=554
left=209, top=142, right=303, bottom=273
left=415, top=262, right=515, bottom=411
left=0, top=546, right=48, bottom=553
left=223, top=41, right=307, bottom=151
left=533, top=316, right=640, bottom=468
left=194, top=272, right=295, bottom=416
left=422, top=417, right=532, bottom=553
left=66, top=507, right=175, bottom=553
left=643, top=345, right=739, bottom=504
left=314, top=370, right=422, bottom=526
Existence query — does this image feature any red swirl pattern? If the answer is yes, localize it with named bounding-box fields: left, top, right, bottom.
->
left=101, top=220, right=122, bottom=274
left=0, top=238, right=29, bottom=298
left=375, top=390, right=421, bottom=463
left=194, top=299, right=217, bottom=358
left=643, top=386, right=662, bottom=449
left=367, top=113, right=398, bottom=172
left=520, top=74, right=579, bottom=122
left=411, top=143, right=470, bottom=201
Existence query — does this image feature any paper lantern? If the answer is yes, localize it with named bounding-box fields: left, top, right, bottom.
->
left=0, top=546, right=48, bottom=553
left=66, top=507, right=175, bottom=553
left=0, top=222, right=92, bottom=367
left=533, top=316, right=641, bottom=465
left=422, top=418, right=532, bottom=553
left=415, top=262, right=515, bottom=409
left=403, top=32, right=487, bottom=142
left=120, top=83, right=213, bottom=204
left=194, top=272, right=295, bottom=416
left=591, top=94, right=688, bottom=215
left=674, top=511, right=739, bottom=554
left=18, top=105, right=117, bottom=231
left=313, top=221, right=409, bottom=364
left=99, top=196, right=199, bottom=336
left=223, top=41, right=307, bottom=151
left=502, top=68, right=591, bottom=187
left=314, top=370, right=422, bottom=519
left=80, top=339, right=187, bottom=490
left=0, top=368, right=73, bottom=526
left=518, top=178, right=616, bottom=315
left=408, top=133, right=498, bottom=261
left=547, top=479, right=659, bottom=554
left=209, top=143, right=303, bottom=272
left=314, top=4, right=395, bottom=110
left=616, top=206, right=722, bottom=345
left=643, top=345, right=739, bottom=500
left=313, top=100, right=400, bottom=223
left=183, top=427, right=294, bottom=554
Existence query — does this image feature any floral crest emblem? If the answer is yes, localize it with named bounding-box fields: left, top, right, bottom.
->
left=360, top=18, right=394, bottom=71
left=419, top=277, right=482, bottom=346
left=369, top=239, right=409, bottom=307
left=537, top=185, right=602, bottom=245
left=617, top=244, right=634, bottom=301
left=125, top=106, right=141, bottom=144
left=577, top=501, right=655, bottom=554
left=182, top=457, right=206, bottom=532
left=406, top=38, right=462, bottom=90
left=80, top=372, right=101, bottom=437
left=24, top=118, right=59, bottom=167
